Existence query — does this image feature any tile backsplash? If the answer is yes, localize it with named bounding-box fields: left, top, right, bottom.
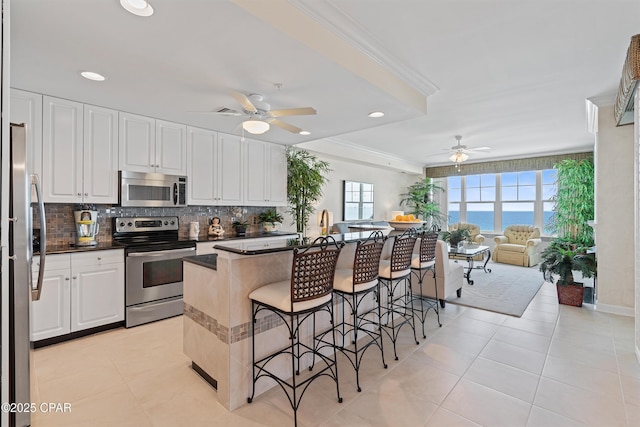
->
left=33, top=204, right=282, bottom=247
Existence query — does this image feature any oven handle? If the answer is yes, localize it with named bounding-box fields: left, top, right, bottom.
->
left=127, top=247, right=195, bottom=257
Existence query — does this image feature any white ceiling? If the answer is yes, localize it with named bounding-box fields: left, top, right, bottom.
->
left=10, top=0, right=640, bottom=170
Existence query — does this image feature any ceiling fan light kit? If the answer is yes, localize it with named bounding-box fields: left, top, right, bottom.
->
left=242, top=119, right=270, bottom=134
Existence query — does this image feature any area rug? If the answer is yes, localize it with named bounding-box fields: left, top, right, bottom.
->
left=445, top=261, right=544, bottom=317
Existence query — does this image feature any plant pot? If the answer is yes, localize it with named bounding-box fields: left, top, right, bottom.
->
left=261, top=222, right=280, bottom=233
left=234, top=225, right=247, bottom=236
left=556, top=282, right=584, bottom=307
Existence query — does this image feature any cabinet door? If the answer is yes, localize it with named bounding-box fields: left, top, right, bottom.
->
left=42, top=96, right=84, bottom=202
left=10, top=89, right=43, bottom=201
left=187, top=126, right=216, bottom=205
left=71, top=252, right=124, bottom=331
left=267, top=143, right=287, bottom=205
left=119, top=112, right=155, bottom=173
left=216, top=133, right=243, bottom=205
left=155, top=120, right=187, bottom=175
left=30, top=255, right=71, bottom=341
left=244, top=139, right=267, bottom=206
left=83, top=105, right=119, bottom=203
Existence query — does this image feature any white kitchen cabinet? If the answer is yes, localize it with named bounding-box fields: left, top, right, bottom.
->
left=30, top=255, right=71, bottom=341
left=30, top=250, right=125, bottom=342
left=42, top=97, right=119, bottom=203
left=83, top=105, right=119, bottom=203
left=155, top=119, right=187, bottom=175
left=42, top=96, right=84, bottom=202
left=71, top=250, right=125, bottom=332
left=244, top=139, right=287, bottom=206
left=10, top=88, right=43, bottom=201
left=188, top=128, right=243, bottom=206
left=119, top=113, right=186, bottom=175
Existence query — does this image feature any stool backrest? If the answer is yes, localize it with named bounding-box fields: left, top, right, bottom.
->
left=291, top=236, right=343, bottom=303
left=390, top=228, right=418, bottom=273
left=418, top=231, right=438, bottom=264
left=353, top=231, right=386, bottom=285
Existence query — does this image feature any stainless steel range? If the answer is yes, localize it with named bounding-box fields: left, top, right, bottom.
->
left=113, top=216, right=196, bottom=327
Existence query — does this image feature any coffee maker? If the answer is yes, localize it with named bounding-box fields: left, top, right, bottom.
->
left=74, top=208, right=99, bottom=246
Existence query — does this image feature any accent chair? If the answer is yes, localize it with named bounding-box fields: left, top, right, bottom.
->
left=492, top=224, right=542, bottom=267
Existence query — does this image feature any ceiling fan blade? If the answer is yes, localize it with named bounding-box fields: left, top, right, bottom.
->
left=267, top=107, right=317, bottom=118
left=230, top=91, right=257, bottom=113
left=269, top=118, right=302, bottom=134
left=467, top=146, right=491, bottom=152
left=188, top=107, right=243, bottom=116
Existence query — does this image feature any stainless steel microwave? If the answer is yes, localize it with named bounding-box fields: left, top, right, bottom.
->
left=119, top=171, right=187, bottom=207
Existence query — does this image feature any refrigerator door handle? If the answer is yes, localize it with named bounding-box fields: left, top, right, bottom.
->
left=31, top=173, right=46, bottom=301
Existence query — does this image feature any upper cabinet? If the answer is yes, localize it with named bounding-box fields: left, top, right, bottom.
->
left=244, top=139, right=287, bottom=206
left=42, top=96, right=118, bottom=203
left=10, top=89, right=43, bottom=201
left=119, top=113, right=186, bottom=175
left=187, top=127, right=243, bottom=206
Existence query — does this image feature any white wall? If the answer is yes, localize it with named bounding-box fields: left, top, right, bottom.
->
left=594, top=104, right=635, bottom=315
left=279, top=152, right=419, bottom=235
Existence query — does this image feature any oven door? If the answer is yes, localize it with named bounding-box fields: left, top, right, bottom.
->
left=125, top=247, right=195, bottom=306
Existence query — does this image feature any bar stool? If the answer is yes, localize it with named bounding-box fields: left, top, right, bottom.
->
left=247, top=236, right=344, bottom=427
left=323, top=231, right=387, bottom=392
left=409, top=231, right=441, bottom=339
left=378, top=228, right=419, bottom=360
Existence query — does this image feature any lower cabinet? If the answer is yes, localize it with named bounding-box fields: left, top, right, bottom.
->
left=30, top=249, right=125, bottom=342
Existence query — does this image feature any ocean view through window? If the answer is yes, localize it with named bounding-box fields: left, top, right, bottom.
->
left=446, top=169, right=556, bottom=234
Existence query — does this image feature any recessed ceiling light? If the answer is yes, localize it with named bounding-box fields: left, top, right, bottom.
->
left=120, top=0, right=154, bottom=17
left=80, top=71, right=106, bottom=81
left=368, top=111, right=385, bottom=118
left=299, top=131, right=311, bottom=136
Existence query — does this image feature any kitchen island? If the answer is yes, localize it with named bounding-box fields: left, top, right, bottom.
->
left=182, top=230, right=396, bottom=410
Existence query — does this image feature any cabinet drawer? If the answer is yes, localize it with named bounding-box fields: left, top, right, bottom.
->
left=71, top=249, right=124, bottom=267
left=33, top=253, right=70, bottom=272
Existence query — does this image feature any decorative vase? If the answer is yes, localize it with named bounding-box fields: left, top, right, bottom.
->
left=556, top=283, right=584, bottom=307
left=262, top=222, right=280, bottom=233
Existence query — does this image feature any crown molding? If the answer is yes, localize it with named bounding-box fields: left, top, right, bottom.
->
left=290, top=0, right=439, bottom=97
left=295, top=136, right=424, bottom=175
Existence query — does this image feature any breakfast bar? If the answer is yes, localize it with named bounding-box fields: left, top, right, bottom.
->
left=182, top=231, right=395, bottom=411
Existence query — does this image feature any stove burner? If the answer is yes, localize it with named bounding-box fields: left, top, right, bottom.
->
left=112, top=216, right=196, bottom=252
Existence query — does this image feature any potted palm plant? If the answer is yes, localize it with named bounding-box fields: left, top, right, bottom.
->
left=539, top=239, right=597, bottom=306
left=286, top=148, right=331, bottom=237
left=399, top=177, right=447, bottom=230
left=258, top=209, right=284, bottom=233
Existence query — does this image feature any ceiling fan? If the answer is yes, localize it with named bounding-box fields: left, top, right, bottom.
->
left=446, top=135, right=490, bottom=169
left=194, top=91, right=316, bottom=135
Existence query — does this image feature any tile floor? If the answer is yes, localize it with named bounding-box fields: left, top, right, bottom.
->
left=31, top=281, right=640, bottom=427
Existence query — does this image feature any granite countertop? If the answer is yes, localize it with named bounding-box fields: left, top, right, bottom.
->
left=214, top=229, right=407, bottom=255
left=36, top=241, right=124, bottom=255
left=183, top=254, right=217, bottom=270
left=193, top=231, right=298, bottom=243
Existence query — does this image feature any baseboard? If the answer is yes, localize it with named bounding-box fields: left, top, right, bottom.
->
left=595, top=302, right=635, bottom=317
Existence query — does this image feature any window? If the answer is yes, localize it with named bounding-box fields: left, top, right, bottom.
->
left=446, top=169, right=556, bottom=234
left=343, top=181, right=374, bottom=220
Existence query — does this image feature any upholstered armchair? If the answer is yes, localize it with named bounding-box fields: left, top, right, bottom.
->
left=492, top=225, right=542, bottom=267
left=449, top=222, right=485, bottom=261
left=413, top=239, right=464, bottom=308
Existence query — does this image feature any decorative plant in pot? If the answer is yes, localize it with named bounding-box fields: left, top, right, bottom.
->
left=539, top=239, right=597, bottom=307
left=440, top=226, right=471, bottom=250
left=232, top=220, right=250, bottom=236
left=286, top=148, right=331, bottom=238
left=399, top=177, right=447, bottom=230
left=258, top=209, right=284, bottom=233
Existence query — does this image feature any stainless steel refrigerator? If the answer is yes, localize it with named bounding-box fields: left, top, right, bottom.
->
left=8, top=123, right=46, bottom=427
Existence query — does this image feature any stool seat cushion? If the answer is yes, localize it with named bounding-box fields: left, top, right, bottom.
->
left=249, top=280, right=332, bottom=313
left=378, top=259, right=411, bottom=280
left=333, top=268, right=378, bottom=294
left=410, top=254, right=435, bottom=270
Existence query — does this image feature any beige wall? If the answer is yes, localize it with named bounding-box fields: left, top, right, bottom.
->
left=279, top=151, right=419, bottom=235
left=595, top=104, right=635, bottom=315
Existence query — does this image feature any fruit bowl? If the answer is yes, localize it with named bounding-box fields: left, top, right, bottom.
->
left=388, top=220, right=425, bottom=230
